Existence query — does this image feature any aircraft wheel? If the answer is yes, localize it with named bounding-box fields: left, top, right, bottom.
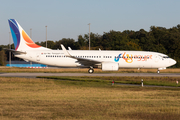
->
left=157, top=70, right=160, bottom=74
left=88, top=68, right=94, bottom=74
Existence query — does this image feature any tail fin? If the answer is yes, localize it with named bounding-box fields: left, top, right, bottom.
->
left=8, top=19, right=50, bottom=51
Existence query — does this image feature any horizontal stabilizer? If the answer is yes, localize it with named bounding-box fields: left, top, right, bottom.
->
left=4, top=48, right=26, bottom=54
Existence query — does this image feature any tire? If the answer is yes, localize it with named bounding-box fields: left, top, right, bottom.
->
left=88, top=68, right=94, bottom=73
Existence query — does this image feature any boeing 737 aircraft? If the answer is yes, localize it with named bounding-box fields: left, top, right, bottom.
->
left=8, top=19, right=176, bottom=73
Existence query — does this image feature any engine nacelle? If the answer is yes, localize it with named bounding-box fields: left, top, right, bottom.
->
left=102, top=62, right=119, bottom=71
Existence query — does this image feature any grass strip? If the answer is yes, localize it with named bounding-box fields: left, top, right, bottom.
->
left=37, top=76, right=180, bottom=87
left=0, top=77, right=180, bottom=120
left=37, top=76, right=111, bottom=83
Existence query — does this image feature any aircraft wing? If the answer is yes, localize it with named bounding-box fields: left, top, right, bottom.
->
left=4, top=48, right=26, bottom=54
left=61, top=44, right=102, bottom=66
left=74, top=57, right=101, bottom=66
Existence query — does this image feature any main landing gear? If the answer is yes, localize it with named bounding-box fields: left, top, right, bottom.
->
left=157, top=70, right=160, bottom=74
left=88, top=66, right=94, bottom=73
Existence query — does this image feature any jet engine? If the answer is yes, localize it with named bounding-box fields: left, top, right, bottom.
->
left=102, top=62, right=119, bottom=71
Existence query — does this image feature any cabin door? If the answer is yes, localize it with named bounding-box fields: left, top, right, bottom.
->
left=36, top=53, right=40, bottom=61
left=154, top=55, right=159, bottom=63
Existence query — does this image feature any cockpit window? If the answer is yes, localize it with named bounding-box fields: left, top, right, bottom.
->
left=163, top=56, right=169, bottom=58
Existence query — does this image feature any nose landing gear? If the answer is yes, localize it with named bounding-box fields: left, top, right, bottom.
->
left=157, top=68, right=166, bottom=74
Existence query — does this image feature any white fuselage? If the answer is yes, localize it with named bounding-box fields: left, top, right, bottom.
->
left=15, top=50, right=176, bottom=69
left=8, top=19, right=176, bottom=72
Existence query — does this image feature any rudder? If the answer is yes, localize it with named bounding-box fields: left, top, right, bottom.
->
left=8, top=19, right=49, bottom=51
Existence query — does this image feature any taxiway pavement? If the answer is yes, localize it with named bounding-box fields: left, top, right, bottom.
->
left=1, top=73, right=180, bottom=78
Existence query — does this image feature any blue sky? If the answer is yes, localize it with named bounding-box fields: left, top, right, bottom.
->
left=0, top=0, right=180, bottom=45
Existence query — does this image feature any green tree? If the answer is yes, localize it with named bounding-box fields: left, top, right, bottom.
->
left=58, top=38, right=76, bottom=50
left=0, top=50, right=7, bottom=66
left=77, top=35, right=87, bottom=49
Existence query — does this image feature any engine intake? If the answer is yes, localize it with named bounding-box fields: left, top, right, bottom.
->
left=102, top=62, right=119, bottom=71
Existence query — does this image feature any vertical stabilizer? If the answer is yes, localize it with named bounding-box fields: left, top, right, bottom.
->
left=8, top=19, right=50, bottom=51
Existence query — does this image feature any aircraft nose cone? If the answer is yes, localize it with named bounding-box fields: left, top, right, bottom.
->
left=170, top=59, right=176, bottom=66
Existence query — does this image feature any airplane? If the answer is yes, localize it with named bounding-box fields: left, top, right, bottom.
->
left=8, top=19, right=176, bottom=73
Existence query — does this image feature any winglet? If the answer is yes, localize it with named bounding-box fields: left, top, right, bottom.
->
left=61, top=44, right=71, bottom=57
left=68, top=47, right=72, bottom=50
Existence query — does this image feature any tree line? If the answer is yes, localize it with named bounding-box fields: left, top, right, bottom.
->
left=1, top=24, right=180, bottom=67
